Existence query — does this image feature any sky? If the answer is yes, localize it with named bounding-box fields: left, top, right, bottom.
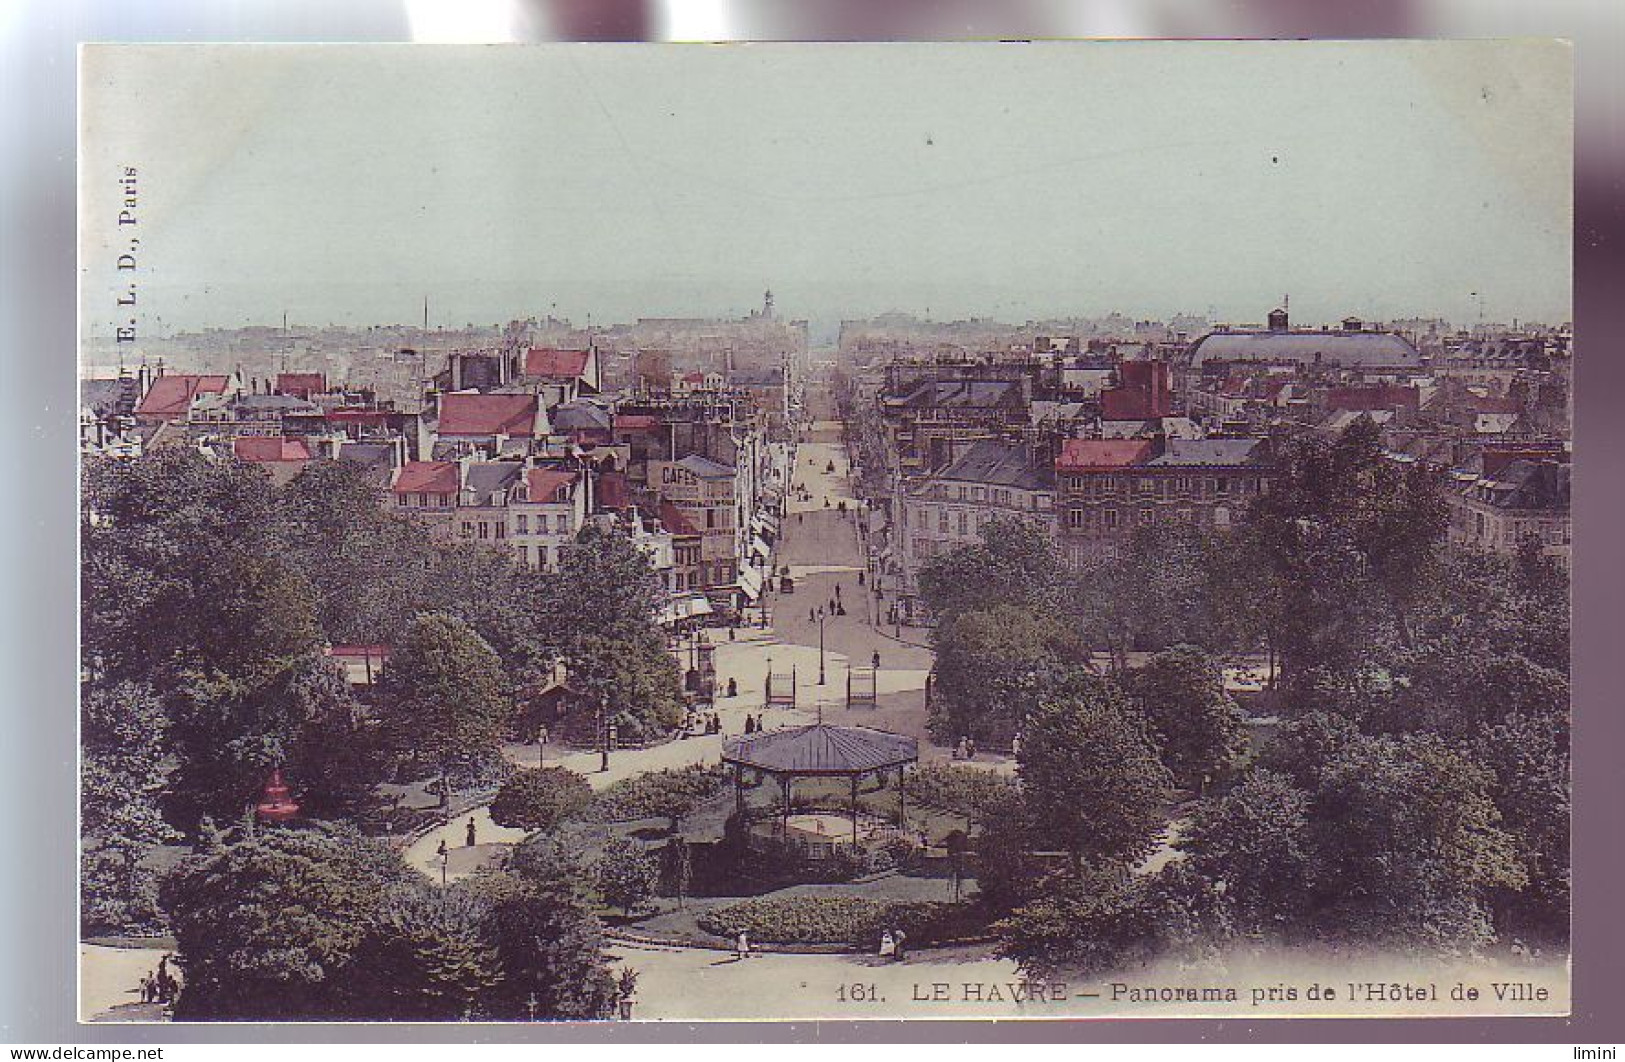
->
left=79, top=41, right=1572, bottom=339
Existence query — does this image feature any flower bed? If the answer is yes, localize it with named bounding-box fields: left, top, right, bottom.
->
left=697, top=895, right=983, bottom=947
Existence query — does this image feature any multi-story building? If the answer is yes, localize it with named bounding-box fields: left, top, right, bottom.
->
left=1448, top=456, right=1570, bottom=567
left=510, top=467, right=589, bottom=572
left=648, top=454, right=739, bottom=592
left=1055, top=436, right=1273, bottom=565
left=895, top=438, right=1057, bottom=617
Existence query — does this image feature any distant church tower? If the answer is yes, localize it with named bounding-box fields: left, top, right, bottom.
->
left=763, top=289, right=775, bottom=321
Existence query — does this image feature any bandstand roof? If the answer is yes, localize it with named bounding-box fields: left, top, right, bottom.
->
left=723, top=723, right=918, bottom=777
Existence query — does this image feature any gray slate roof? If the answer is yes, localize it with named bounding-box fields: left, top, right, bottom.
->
left=1146, top=437, right=1267, bottom=467
left=1188, top=330, right=1421, bottom=369
left=463, top=461, right=524, bottom=504
left=937, top=439, right=1054, bottom=490
left=676, top=453, right=736, bottom=478
left=723, top=723, right=918, bottom=776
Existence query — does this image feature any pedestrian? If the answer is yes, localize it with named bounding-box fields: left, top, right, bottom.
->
left=878, top=930, right=896, bottom=960
left=809, top=607, right=816, bottom=623
left=744, top=714, right=755, bottom=735
left=955, top=736, right=968, bottom=760
left=872, top=651, right=881, bottom=669
left=466, top=817, right=477, bottom=848
left=1010, top=733, right=1022, bottom=759
left=858, top=571, right=865, bottom=587
left=736, top=930, right=751, bottom=961
left=893, top=927, right=908, bottom=962
left=967, top=737, right=977, bottom=760
left=727, top=677, right=738, bottom=698
left=139, top=973, right=154, bottom=1004
left=436, top=838, right=448, bottom=861
left=835, top=583, right=842, bottom=600
left=829, top=597, right=837, bottom=615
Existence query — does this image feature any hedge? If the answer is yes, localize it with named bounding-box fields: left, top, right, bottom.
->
left=697, top=895, right=983, bottom=947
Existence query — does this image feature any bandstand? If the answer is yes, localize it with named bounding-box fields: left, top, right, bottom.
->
left=721, top=722, right=918, bottom=858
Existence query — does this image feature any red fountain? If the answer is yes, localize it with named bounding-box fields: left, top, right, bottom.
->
left=255, top=768, right=301, bottom=823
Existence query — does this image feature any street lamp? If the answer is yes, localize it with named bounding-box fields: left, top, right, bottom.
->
left=598, top=693, right=610, bottom=773
left=817, top=606, right=827, bottom=685
left=537, top=724, right=548, bottom=769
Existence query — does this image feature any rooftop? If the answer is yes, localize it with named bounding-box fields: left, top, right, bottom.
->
left=936, top=439, right=1053, bottom=491
left=524, top=348, right=591, bottom=378
left=1146, top=438, right=1267, bottom=467
left=134, top=374, right=230, bottom=419
left=437, top=392, right=539, bottom=437
left=1188, top=329, right=1422, bottom=369
left=722, top=723, right=918, bottom=777
left=1055, top=438, right=1155, bottom=472
left=392, top=461, right=461, bottom=495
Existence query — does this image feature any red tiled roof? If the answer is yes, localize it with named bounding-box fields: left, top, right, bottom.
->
left=134, top=374, right=229, bottom=419
left=234, top=437, right=313, bottom=463
left=524, top=348, right=591, bottom=378
left=525, top=469, right=578, bottom=503
left=437, top=393, right=538, bottom=437
left=1464, top=394, right=1523, bottom=415
left=1055, top=438, right=1155, bottom=472
left=275, top=372, right=326, bottom=397
left=660, top=500, right=702, bottom=537
left=614, top=414, right=662, bottom=432
left=392, top=461, right=461, bottom=494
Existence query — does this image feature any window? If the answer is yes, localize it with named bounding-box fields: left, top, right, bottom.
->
left=706, top=509, right=716, bottom=529
left=461, top=521, right=473, bottom=535
left=1068, top=508, right=1085, bottom=529
left=957, top=511, right=969, bottom=536
left=1104, top=508, right=1119, bottom=529
left=396, top=494, right=408, bottom=506
left=938, top=509, right=949, bottom=533
left=1216, top=478, right=1230, bottom=495
left=495, top=523, right=506, bottom=540
left=478, top=522, right=490, bottom=540
left=1214, top=506, right=1231, bottom=528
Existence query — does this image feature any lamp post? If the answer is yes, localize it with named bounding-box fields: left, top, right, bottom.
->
left=598, top=693, right=610, bottom=773
left=817, top=606, right=827, bottom=685
left=537, top=724, right=549, bottom=769
left=439, top=847, right=449, bottom=888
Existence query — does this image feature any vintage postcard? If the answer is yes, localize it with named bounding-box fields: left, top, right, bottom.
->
left=77, top=41, right=1571, bottom=1023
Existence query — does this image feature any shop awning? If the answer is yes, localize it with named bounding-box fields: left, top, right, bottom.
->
left=750, top=535, right=773, bottom=561
left=737, top=566, right=764, bottom=601
left=658, top=593, right=715, bottom=625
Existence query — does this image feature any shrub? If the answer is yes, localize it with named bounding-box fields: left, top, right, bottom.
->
left=590, top=765, right=727, bottom=829
left=489, top=767, right=594, bottom=832
left=697, top=895, right=983, bottom=947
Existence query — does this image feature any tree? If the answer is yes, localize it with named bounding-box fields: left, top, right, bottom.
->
left=489, top=767, right=594, bottom=833
left=275, top=460, right=437, bottom=645
left=1305, top=732, right=1526, bottom=951
left=82, top=450, right=281, bottom=685
left=927, top=605, right=1089, bottom=743
left=474, top=870, right=618, bottom=1020
left=160, top=824, right=414, bottom=1020
left=566, top=630, right=685, bottom=745
left=1124, top=645, right=1247, bottom=790
left=992, top=864, right=1154, bottom=977
left=1018, top=677, right=1173, bottom=868
left=1477, top=712, right=1570, bottom=943
left=375, top=613, right=514, bottom=807
left=553, top=523, right=666, bottom=648
left=80, top=680, right=179, bottom=934
left=1180, top=768, right=1315, bottom=937
left=917, top=516, right=1066, bottom=620
left=347, top=884, right=500, bottom=1020
left=597, top=836, right=659, bottom=916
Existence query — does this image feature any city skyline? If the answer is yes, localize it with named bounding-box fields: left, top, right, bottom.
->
left=80, top=41, right=1571, bottom=341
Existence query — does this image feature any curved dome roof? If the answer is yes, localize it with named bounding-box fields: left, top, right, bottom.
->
left=1187, top=329, right=1421, bottom=369
left=723, top=723, right=918, bottom=776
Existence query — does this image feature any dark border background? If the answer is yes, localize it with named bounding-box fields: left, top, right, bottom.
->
left=2, top=0, right=1620, bottom=1046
